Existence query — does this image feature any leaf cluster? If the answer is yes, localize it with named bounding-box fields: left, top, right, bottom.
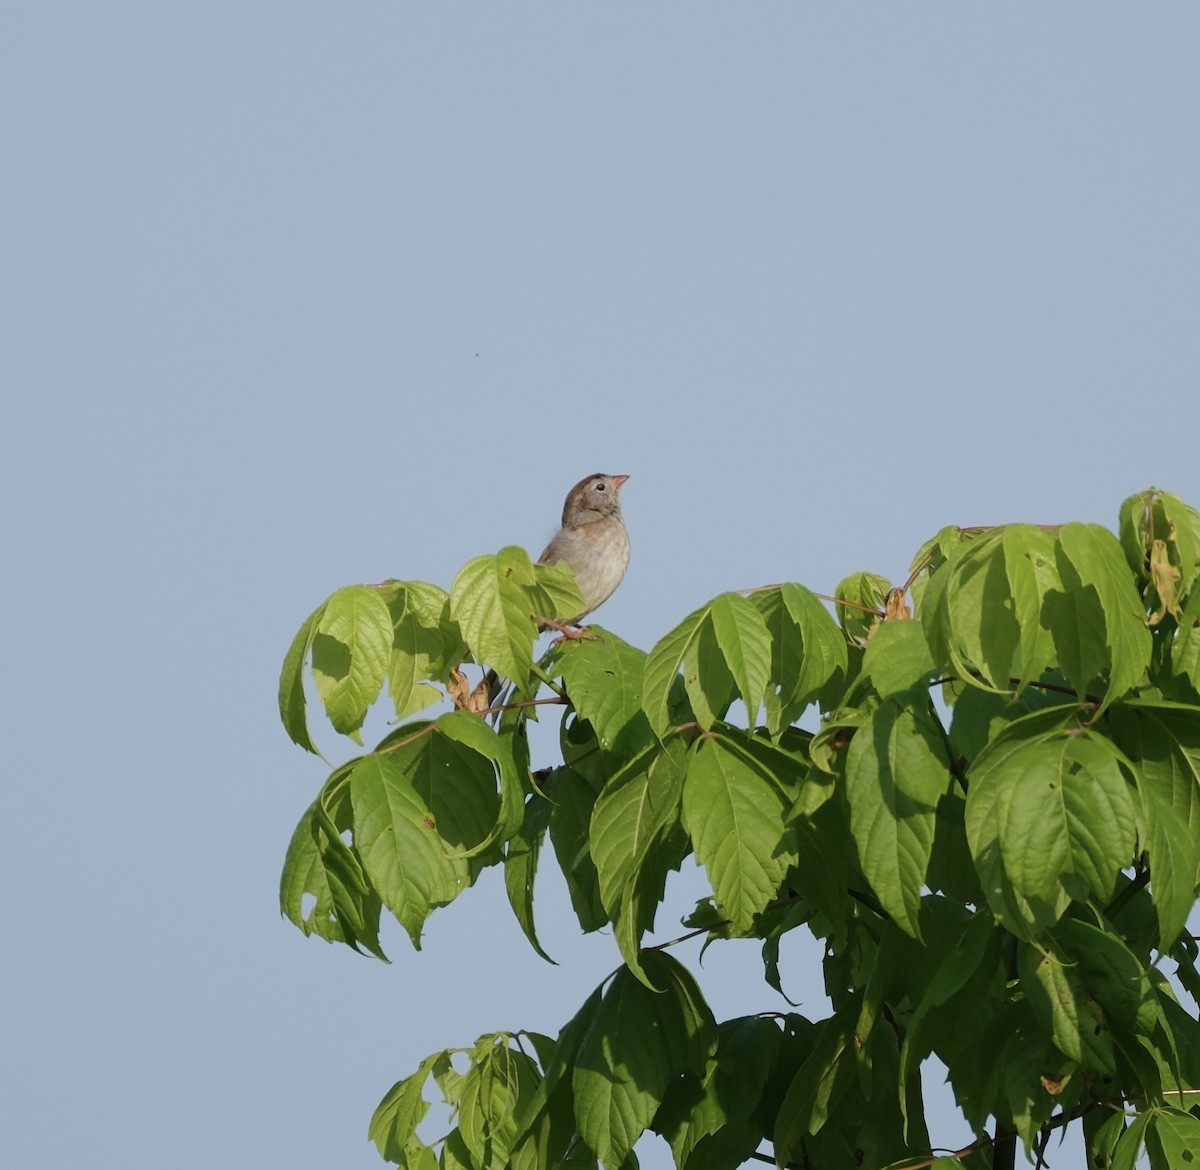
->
left=277, top=489, right=1200, bottom=1169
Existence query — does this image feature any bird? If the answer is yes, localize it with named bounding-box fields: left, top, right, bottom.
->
left=537, top=472, right=630, bottom=631
left=482, top=473, right=630, bottom=711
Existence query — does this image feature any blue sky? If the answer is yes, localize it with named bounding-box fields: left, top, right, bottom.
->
left=4, top=5, right=1197, bottom=1167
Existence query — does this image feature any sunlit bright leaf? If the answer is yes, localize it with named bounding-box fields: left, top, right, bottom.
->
left=311, top=585, right=392, bottom=741
left=844, top=699, right=951, bottom=938
left=683, top=735, right=797, bottom=932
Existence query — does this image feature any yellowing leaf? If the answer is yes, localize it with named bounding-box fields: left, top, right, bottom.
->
left=1148, top=537, right=1182, bottom=624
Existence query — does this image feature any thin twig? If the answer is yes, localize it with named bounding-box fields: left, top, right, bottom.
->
left=928, top=672, right=1101, bottom=707
left=374, top=721, right=438, bottom=756
left=737, top=583, right=883, bottom=617
left=1104, top=865, right=1151, bottom=919
left=479, top=695, right=568, bottom=718
left=926, top=697, right=968, bottom=794
left=645, top=925, right=715, bottom=952
left=643, top=893, right=809, bottom=955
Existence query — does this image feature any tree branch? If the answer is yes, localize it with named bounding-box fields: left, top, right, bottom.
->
left=1104, top=864, right=1151, bottom=919
left=480, top=695, right=568, bottom=718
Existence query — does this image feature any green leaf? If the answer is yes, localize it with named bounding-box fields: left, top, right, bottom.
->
left=370, top=1051, right=441, bottom=1165
left=1141, top=778, right=1200, bottom=952
left=1149, top=1107, right=1200, bottom=1170
left=965, top=710, right=1136, bottom=938
left=591, top=744, right=685, bottom=925
left=654, top=1015, right=780, bottom=1169
left=1089, top=1111, right=1130, bottom=1170
left=788, top=801, right=855, bottom=934
left=948, top=684, right=1075, bottom=768
left=278, top=601, right=325, bottom=752
left=644, top=597, right=776, bottom=734
left=504, top=793, right=555, bottom=963
left=909, top=524, right=970, bottom=575
left=918, top=555, right=954, bottom=674
left=1120, top=488, right=1200, bottom=611
left=529, top=558, right=587, bottom=625
left=350, top=716, right=505, bottom=945
left=722, top=728, right=813, bottom=807
left=573, top=955, right=716, bottom=1170
left=279, top=792, right=344, bottom=942
left=421, top=714, right=508, bottom=853
left=1153, top=489, right=1200, bottom=583
left=1053, top=917, right=1155, bottom=1034
left=1108, top=699, right=1200, bottom=946
left=926, top=789, right=980, bottom=903
left=439, top=1129, right=475, bottom=1170
left=458, top=1038, right=542, bottom=1169
left=773, top=1012, right=854, bottom=1163
left=689, top=616, right=738, bottom=730
left=451, top=547, right=540, bottom=688
left=432, top=1049, right=466, bottom=1110
left=350, top=750, right=449, bottom=947
left=555, top=630, right=653, bottom=758
left=1108, top=1111, right=1154, bottom=1170
left=1159, top=984, right=1200, bottom=1092
left=1004, top=525, right=1063, bottom=690
left=682, top=735, right=797, bottom=932
left=310, top=585, right=393, bottom=741
left=512, top=988, right=603, bottom=1149
left=930, top=526, right=1060, bottom=695
left=614, top=811, right=691, bottom=984
left=1045, top=522, right=1153, bottom=712
left=1120, top=488, right=1154, bottom=578
left=898, top=910, right=997, bottom=1137
left=809, top=706, right=869, bottom=776
left=509, top=1034, right=581, bottom=1170
left=942, top=529, right=1022, bottom=692
left=705, top=592, right=772, bottom=724
left=843, top=698, right=950, bottom=938
left=751, top=583, right=847, bottom=731
left=1004, top=733, right=1135, bottom=903
left=995, top=1014, right=1061, bottom=1149
left=1171, top=580, right=1200, bottom=687
left=860, top=618, right=936, bottom=699
left=547, top=766, right=608, bottom=933
left=855, top=901, right=971, bottom=1061
left=1041, top=583, right=1109, bottom=705
left=834, top=571, right=890, bottom=644
left=432, top=712, right=522, bottom=860
left=385, top=581, right=458, bottom=721
left=278, top=765, right=388, bottom=959
left=643, top=604, right=708, bottom=736
left=1018, top=940, right=1115, bottom=1074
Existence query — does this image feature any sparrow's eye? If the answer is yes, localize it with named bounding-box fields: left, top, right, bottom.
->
left=595, top=481, right=606, bottom=491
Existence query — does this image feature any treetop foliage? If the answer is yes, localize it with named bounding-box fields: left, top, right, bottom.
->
left=277, top=488, right=1200, bottom=1170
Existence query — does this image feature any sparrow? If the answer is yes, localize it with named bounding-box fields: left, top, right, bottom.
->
left=538, top=472, right=630, bottom=630
left=482, top=473, right=630, bottom=711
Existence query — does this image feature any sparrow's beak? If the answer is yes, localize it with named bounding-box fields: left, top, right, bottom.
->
left=612, top=475, right=630, bottom=490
